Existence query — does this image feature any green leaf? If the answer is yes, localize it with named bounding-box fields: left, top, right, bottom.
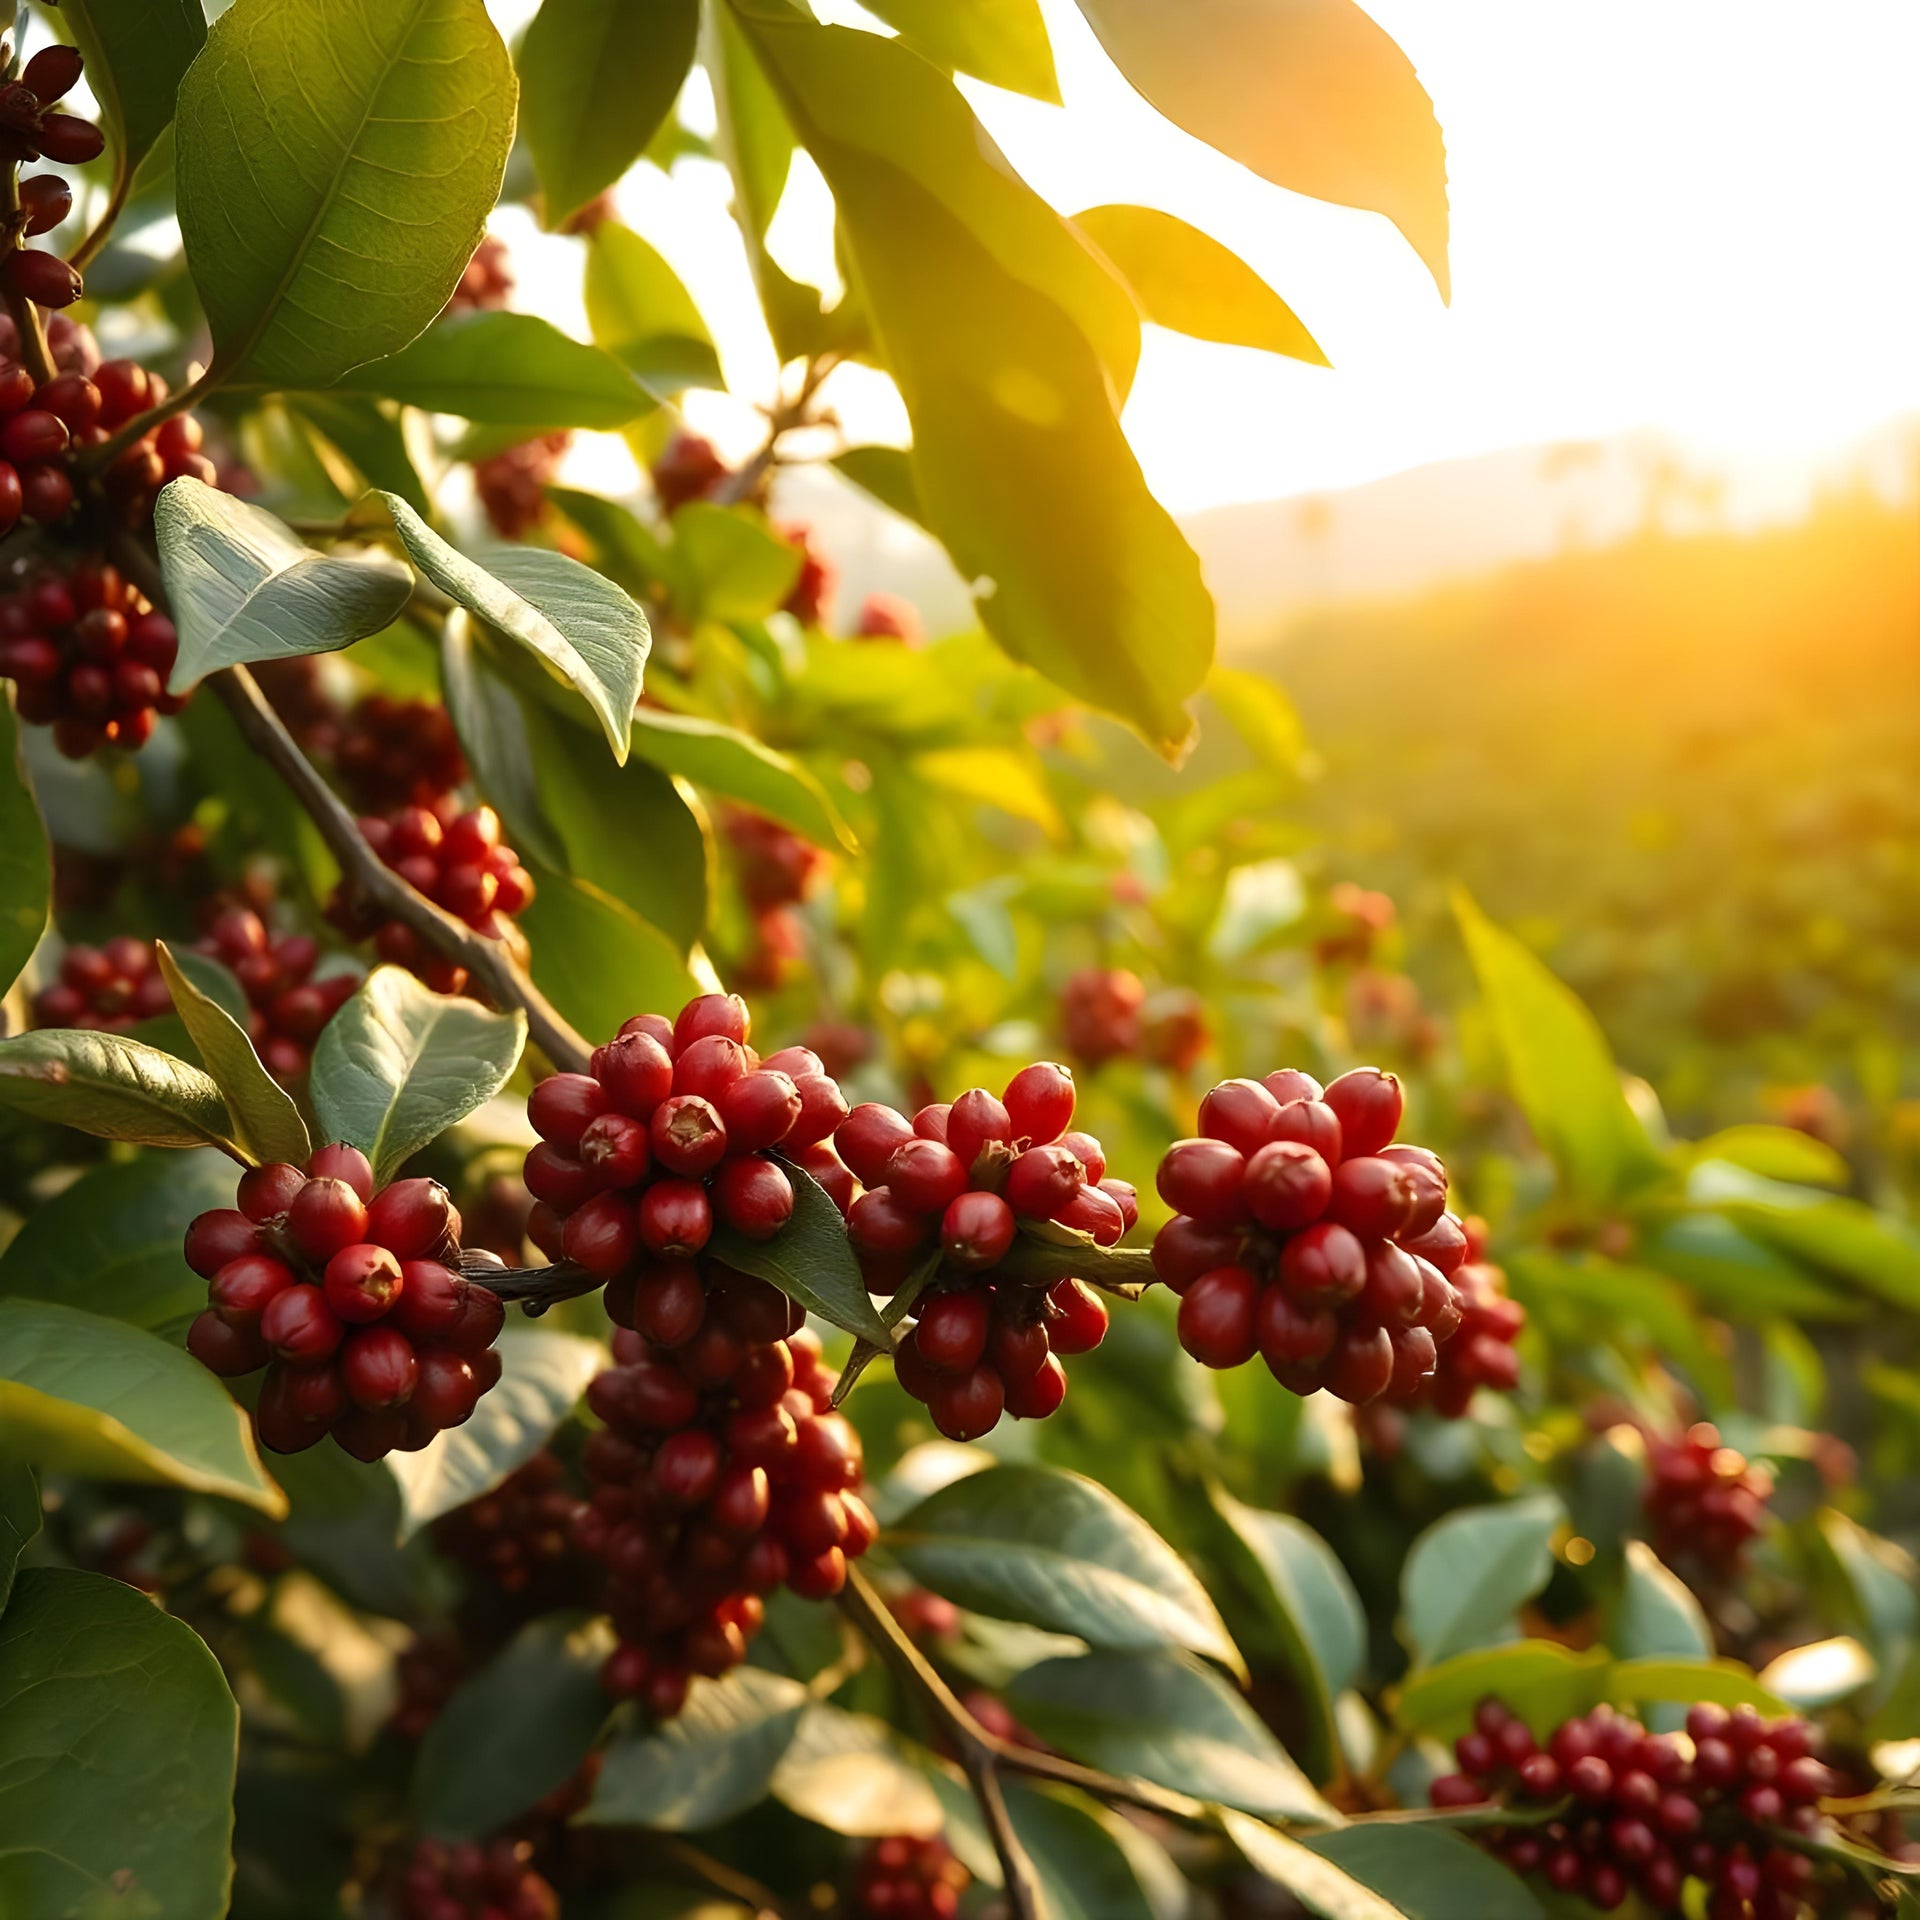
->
left=371, top=492, right=650, bottom=761
left=709, top=1157, right=889, bottom=1345
left=583, top=1666, right=809, bottom=1830
left=1819, top=1511, right=1920, bottom=1670
left=0, top=1568, right=237, bottom=1919
left=0, top=1298, right=284, bottom=1513
left=1073, top=205, right=1327, bottom=364
left=1220, top=1808, right=1406, bottom=1920
left=0, top=1148, right=238, bottom=1340
left=288, top=394, right=434, bottom=516
left=1303, top=1825, right=1542, bottom=1920
left=165, top=949, right=256, bottom=1029
left=1691, top=1124, right=1850, bottom=1189
left=1454, top=890, right=1666, bottom=1204
left=0, top=1027, right=243, bottom=1156
left=1400, top=1496, right=1563, bottom=1667
left=175, top=0, right=516, bottom=386
left=830, top=444, right=928, bottom=530
left=672, top=502, right=804, bottom=623
left=735, top=13, right=1212, bottom=757
left=1613, top=1541, right=1712, bottom=1662
left=583, top=221, right=723, bottom=395
left=520, top=0, right=700, bottom=225
left=1613, top=1657, right=1791, bottom=1715
left=517, top=871, right=703, bottom=1045
left=57, top=0, right=206, bottom=180
left=414, top=1612, right=614, bottom=1839
left=631, top=707, right=853, bottom=852
left=439, top=613, right=569, bottom=874
left=1394, top=1643, right=1612, bottom=1742
left=890, top=1464, right=1243, bottom=1673
left=1757, top=1638, right=1876, bottom=1710
left=1071, top=0, right=1450, bottom=300
left=0, top=695, right=48, bottom=1001
left=333, top=311, right=654, bottom=427
left=155, top=942, right=311, bottom=1166
left=310, top=966, right=527, bottom=1186
left=769, top=1705, right=943, bottom=1837
left=1007, top=1649, right=1334, bottom=1822
left=385, top=1328, right=604, bottom=1539
left=859, top=0, right=1059, bottom=102
left=1205, top=1486, right=1364, bottom=1780
left=154, top=478, right=414, bottom=693
left=0, top=1464, right=37, bottom=1615
left=1006, top=1783, right=1173, bottom=1920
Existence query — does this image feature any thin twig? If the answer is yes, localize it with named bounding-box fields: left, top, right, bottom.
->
left=713, top=353, right=842, bottom=508
left=651, top=1835, right=800, bottom=1920
left=458, top=1255, right=603, bottom=1311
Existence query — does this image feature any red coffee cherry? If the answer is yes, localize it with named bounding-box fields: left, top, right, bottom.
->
left=323, top=1243, right=404, bottom=1323
left=261, top=1284, right=344, bottom=1365
left=1198, top=1077, right=1282, bottom=1156
left=1177, top=1266, right=1260, bottom=1370
left=1002, top=1060, right=1074, bottom=1144
left=286, top=1177, right=370, bottom=1262
left=941, top=1190, right=1016, bottom=1269
left=1156, top=1138, right=1246, bottom=1224
left=946, top=1087, right=1012, bottom=1174
left=1243, top=1140, right=1333, bottom=1231
left=1328, top=1154, right=1420, bottom=1237
left=341, top=1324, right=418, bottom=1408
left=1322, top=1067, right=1403, bottom=1157
left=1279, top=1220, right=1368, bottom=1301
left=1267, top=1096, right=1343, bottom=1164
left=840, top=1102, right=917, bottom=1186
left=928, top=1365, right=1005, bottom=1441
left=1046, top=1279, right=1109, bottom=1354
left=308, top=1142, right=375, bottom=1199
left=915, top=1291, right=990, bottom=1373
left=712, top=1156, right=794, bottom=1239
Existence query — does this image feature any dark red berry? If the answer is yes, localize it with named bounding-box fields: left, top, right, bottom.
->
left=1178, top=1266, right=1260, bottom=1369
left=1323, top=1068, right=1403, bottom=1157
left=1002, top=1061, right=1074, bottom=1144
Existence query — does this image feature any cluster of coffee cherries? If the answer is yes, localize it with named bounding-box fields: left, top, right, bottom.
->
left=841, top=1064, right=1123, bottom=1440
left=474, top=431, right=570, bottom=540
left=1314, top=881, right=1397, bottom=966
left=723, top=805, right=827, bottom=989
left=390, top=1635, right=466, bottom=1741
left=849, top=1836, right=971, bottom=1920
left=579, top=1305, right=874, bottom=1716
left=326, top=692, right=470, bottom=812
left=398, top=1838, right=556, bottom=1920
left=650, top=432, right=729, bottom=515
left=1409, top=1222, right=1524, bottom=1418
left=1432, top=1699, right=1845, bottom=1918
left=782, top=523, right=834, bottom=626
left=522, top=993, right=849, bottom=1278
left=194, top=905, right=358, bottom=1080
left=431, top=1450, right=587, bottom=1597
left=445, top=234, right=514, bottom=315
left=1644, top=1424, right=1775, bottom=1577
left=184, top=1146, right=507, bottom=1460
left=327, top=803, right=535, bottom=996
left=30, top=935, right=171, bottom=1031
left=1154, top=1068, right=1471, bottom=1406
left=1058, top=967, right=1211, bottom=1075
left=0, top=44, right=101, bottom=312
left=0, top=563, right=183, bottom=756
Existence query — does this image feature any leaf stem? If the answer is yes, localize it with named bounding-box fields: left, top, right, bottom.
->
left=458, top=1255, right=603, bottom=1310
left=649, top=1836, right=801, bottom=1920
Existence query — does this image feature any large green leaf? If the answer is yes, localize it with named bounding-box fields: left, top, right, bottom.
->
left=1394, top=1642, right=1611, bottom=1742
left=710, top=1157, right=889, bottom=1344
left=0, top=1569, right=238, bottom=1919
left=439, top=614, right=568, bottom=874
left=1007, top=1649, right=1333, bottom=1822
left=58, top=0, right=206, bottom=182
left=631, top=707, right=853, bottom=852
left=1006, top=1783, right=1173, bottom=1920
left=0, top=695, right=48, bottom=1001
left=890, top=1464, right=1242, bottom=1672
left=1610, top=1658, right=1789, bottom=1716
left=1613, top=1541, right=1712, bottom=1661
left=413, top=1613, right=613, bottom=1839
left=584, top=1666, right=809, bottom=1830
left=517, top=871, right=704, bottom=1045
left=309, top=966, right=527, bottom=1186
left=583, top=221, right=724, bottom=395
left=1819, top=1511, right=1920, bottom=1672
left=1071, top=0, right=1450, bottom=300
left=519, top=0, right=700, bottom=226
left=1072, top=204, right=1327, bottom=364
left=734, top=11, right=1212, bottom=756
left=1304, top=1826, right=1541, bottom=1920
left=154, top=478, right=414, bottom=692
left=156, top=943, right=312, bottom=1166
left=672, top=502, right=804, bottom=623
left=0, top=1028, right=243, bottom=1156
left=386, top=1328, right=604, bottom=1539
left=1400, top=1496, right=1563, bottom=1668
left=372, top=493, right=650, bottom=761
left=0, top=1299, right=284, bottom=1513
left=0, top=1148, right=237, bottom=1340
left=769, top=1705, right=943, bottom=1837
left=0, top=1464, right=37, bottom=1615
left=831, top=444, right=928, bottom=531
left=333, top=312, right=654, bottom=427
left=860, top=0, right=1059, bottom=100
left=175, top=0, right=515, bottom=386
left=1220, top=1809, right=1406, bottom=1920
left=289, top=393, right=433, bottom=515
left=1454, top=890, right=1666, bottom=1204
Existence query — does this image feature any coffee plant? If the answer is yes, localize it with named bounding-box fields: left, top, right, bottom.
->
left=0, top=3, right=1911, bottom=1919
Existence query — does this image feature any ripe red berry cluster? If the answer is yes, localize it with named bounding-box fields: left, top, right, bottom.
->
left=1155, top=1068, right=1470, bottom=1407
left=1407, top=1221, right=1525, bottom=1418
left=521, top=993, right=849, bottom=1281
left=723, top=805, right=827, bottom=989
left=431, top=1451, right=588, bottom=1596
left=184, top=1145, right=507, bottom=1460
left=650, top=431, right=729, bottom=515
left=400, top=1837, right=557, bottom=1920
left=780, top=523, right=834, bottom=626
left=0, top=45, right=101, bottom=312
left=195, top=906, right=357, bottom=1079
left=578, top=1311, right=875, bottom=1716
left=328, top=803, right=535, bottom=996
left=1644, top=1424, right=1775, bottom=1577
left=1431, top=1699, right=1840, bottom=1918
left=390, top=1635, right=466, bottom=1740
left=842, top=1063, right=1124, bottom=1440
left=850, top=1836, right=971, bottom=1920
left=1058, top=967, right=1211, bottom=1075
left=0, top=563, right=182, bottom=756
left=1315, top=881, right=1397, bottom=965
left=444, top=234, right=514, bottom=315
left=328, top=693, right=470, bottom=813
left=31, top=935, right=170, bottom=1031
left=474, top=432, right=571, bottom=540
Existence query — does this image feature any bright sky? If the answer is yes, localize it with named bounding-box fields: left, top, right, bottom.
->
left=503, top=0, right=1920, bottom=516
